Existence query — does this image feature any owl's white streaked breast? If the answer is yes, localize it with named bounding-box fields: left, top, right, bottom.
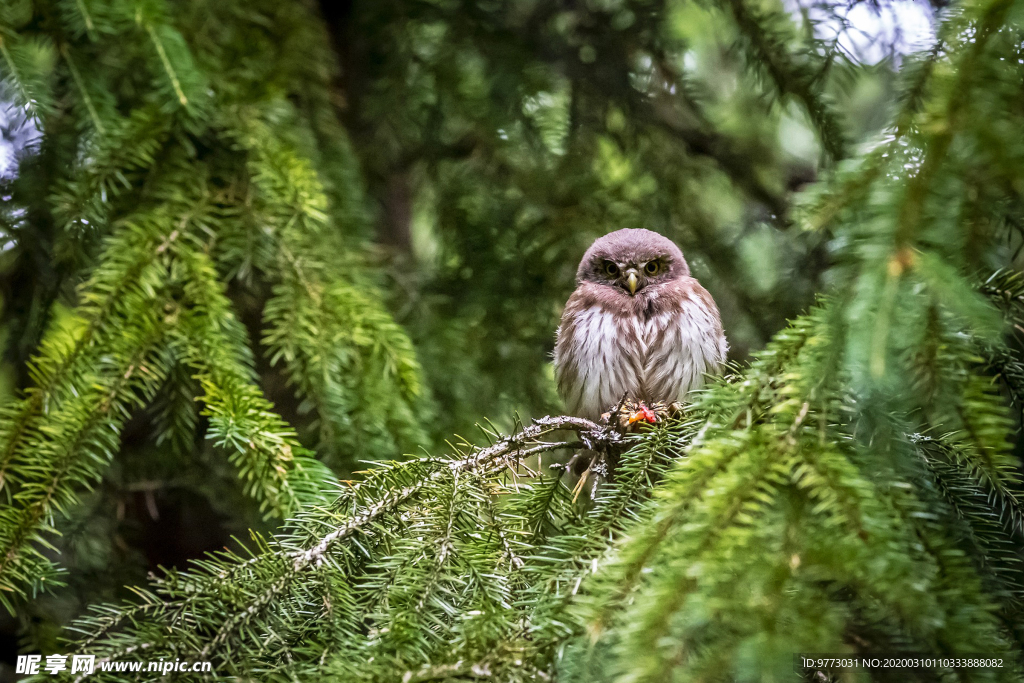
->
left=554, top=289, right=725, bottom=421
left=555, top=306, right=637, bottom=421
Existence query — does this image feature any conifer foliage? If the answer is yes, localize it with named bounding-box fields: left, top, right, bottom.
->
left=0, top=0, right=422, bottom=609
left=2, top=0, right=1024, bottom=681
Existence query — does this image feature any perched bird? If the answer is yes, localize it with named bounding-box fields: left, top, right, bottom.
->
left=554, top=229, right=727, bottom=425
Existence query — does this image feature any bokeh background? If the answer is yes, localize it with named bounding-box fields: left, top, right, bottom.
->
left=0, top=0, right=951, bottom=674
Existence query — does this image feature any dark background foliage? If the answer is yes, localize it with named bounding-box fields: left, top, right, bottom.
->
left=5, top=0, right=1024, bottom=679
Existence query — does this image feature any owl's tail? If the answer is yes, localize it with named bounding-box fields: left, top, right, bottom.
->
left=571, top=449, right=598, bottom=476
left=568, top=445, right=624, bottom=477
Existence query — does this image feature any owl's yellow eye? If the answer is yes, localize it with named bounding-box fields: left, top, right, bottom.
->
left=604, top=262, right=619, bottom=277
left=644, top=261, right=660, bottom=275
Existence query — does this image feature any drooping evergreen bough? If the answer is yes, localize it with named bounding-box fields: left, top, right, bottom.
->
left=2, top=0, right=1024, bottom=681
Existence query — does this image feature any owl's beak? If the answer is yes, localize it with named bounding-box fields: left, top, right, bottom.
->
left=625, top=269, right=639, bottom=295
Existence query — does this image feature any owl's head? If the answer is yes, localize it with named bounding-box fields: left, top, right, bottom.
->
left=577, top=228, right=690, bottom=296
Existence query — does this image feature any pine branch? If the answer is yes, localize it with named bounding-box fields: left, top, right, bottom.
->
left=0, top=216, right=184, bottom=604
left=62, top=415, right=615, bottom=676
left=0, top=300, right=172, bottom=606
left=716, top=0, right=847, bottom=161
left=0, top=28, right=54, bottom=120
left=173, top=241, right=336, bottom=517
left=226, top=108, right=428, bottom=463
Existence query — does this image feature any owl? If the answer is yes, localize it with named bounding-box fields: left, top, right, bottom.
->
left=554, top=229, right=727, bottom=424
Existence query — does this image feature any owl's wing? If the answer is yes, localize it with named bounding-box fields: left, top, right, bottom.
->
left=685, top=278, right=728, bottom=372
left=641, top=278, right=728, bottom=403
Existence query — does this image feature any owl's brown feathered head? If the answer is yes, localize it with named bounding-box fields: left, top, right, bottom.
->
left=576, top=229, right=690, bottom=295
